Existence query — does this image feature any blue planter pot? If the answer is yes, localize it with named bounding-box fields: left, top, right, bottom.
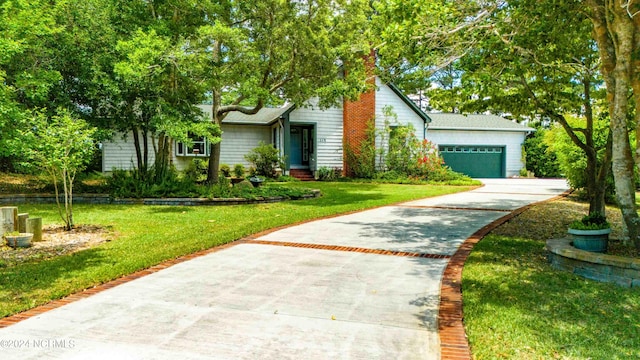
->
left=568, top=228, right=611, bottom=253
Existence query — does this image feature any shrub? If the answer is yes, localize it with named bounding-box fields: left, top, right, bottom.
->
left=276, top=175, right=300, bottom=182
left=107, top=169, right=151, bottom=198
left=244, top=142, right=284, bottom=178
left=523, top=127, right=561, bottom=178
left=233, top=180, right=254, bottom=191
left=210, top=176, right=232, bottom=198
left=344, top=121, right=378, bottom=179
left=219, top=164, right=231, bottom=177
left=317, top=166, right=341, bottom=181
left=233, top=164, right=245, bottom=178
left=184, top=158, right=208, bottom=182
left=375, top=170, right=407, bottom=181
left=545, top=119, right=615, bottom=202
left=107, top=166, right=197, bottom=198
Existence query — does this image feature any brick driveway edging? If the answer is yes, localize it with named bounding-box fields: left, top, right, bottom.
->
left=438, top=190, right=571, bottom=359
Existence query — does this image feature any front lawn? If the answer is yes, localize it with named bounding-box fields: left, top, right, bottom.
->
left=463, top=198, right=640, bottom=359
left=0, top=182, right=474, bottom=318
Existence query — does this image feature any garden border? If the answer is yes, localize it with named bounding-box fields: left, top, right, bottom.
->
left=546, top=238, right=640, bottom=288
left=0, top=190, right=321, bottom=206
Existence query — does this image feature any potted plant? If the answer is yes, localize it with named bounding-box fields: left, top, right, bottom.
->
left=567, top=212, right=611, bottom=253
left=4, top=231, right=34, bottom=248
left=231, top=164, right=246, bottom=185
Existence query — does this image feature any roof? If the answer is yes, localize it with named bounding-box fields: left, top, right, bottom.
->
left=426, top=113, right=534, bottom=132
left=222, top=104, right=295, bottom=125
left=387, top=83, right=431, bottom=124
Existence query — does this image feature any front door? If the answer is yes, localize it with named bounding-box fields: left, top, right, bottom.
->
left=290, top=126, right=313, bottom=169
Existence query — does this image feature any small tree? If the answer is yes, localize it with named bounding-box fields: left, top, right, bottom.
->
left=22, top=110, right=97, bottom=230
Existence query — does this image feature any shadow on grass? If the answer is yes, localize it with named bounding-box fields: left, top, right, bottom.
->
left=289, top=183, right=388, bottom=207
left=148, top=206, right=196, bottom=214
left=0, top=247, right=109, bottom=317
left=463, top=236, right=640, bottom=358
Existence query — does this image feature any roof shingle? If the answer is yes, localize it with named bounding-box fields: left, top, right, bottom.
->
left=426, top=113, right=533, bottom=132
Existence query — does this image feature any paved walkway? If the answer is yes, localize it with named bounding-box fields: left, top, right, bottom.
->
left=0, top=179, right=568, bottom=359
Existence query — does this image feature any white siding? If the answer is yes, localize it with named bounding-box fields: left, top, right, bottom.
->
left=426, top=129, right=527, bottom=177
left=289, top=102, right=344, bottom=169
left=102, top=132, right=188, bottom=171
left=374, top=78, right=426, bottom=141
left=102, top=131, right=207, bottom=172
left=219, top=124, right=271, bottom=167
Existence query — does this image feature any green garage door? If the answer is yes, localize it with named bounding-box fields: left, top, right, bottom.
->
left=439, top=145, right=505, bottom=178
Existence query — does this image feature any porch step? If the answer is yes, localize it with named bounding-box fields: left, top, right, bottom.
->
left=289, top=169, right=315, bottom=181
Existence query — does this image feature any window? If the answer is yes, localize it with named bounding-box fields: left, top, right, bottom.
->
left=175, top=133, right=210, bottom=157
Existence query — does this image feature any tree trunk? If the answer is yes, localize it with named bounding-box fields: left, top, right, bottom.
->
left=154, top=132, right=171, bottom=182
left=132, top=127, right=143, bottom=172
left=207, top=91, right=223, bottom=184
left=586, top=1, right=640, bottom=250
left=585, top=152, right=606, bottom=216
left=208, top=141, right=221, bottom=183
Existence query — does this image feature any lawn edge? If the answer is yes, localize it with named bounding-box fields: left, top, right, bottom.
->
left=437, top=189, right=572, bottom=360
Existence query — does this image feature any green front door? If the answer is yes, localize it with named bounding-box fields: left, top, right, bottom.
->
left=439, top=145, right=505, bottom=178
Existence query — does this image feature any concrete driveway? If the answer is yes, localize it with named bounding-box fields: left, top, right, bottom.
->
left=0, top=179, right=568, bottom=359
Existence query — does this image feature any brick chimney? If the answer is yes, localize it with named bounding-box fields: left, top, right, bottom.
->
left=343, top=52, right=376, bottom=176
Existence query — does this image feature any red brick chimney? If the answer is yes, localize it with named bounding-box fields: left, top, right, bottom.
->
left=343, top=52, right=376, bottom=176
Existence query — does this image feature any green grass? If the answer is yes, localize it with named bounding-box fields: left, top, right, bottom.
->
left=463, top=201, right=640, bottom=359
left=0, top=182, right=474, bottom=318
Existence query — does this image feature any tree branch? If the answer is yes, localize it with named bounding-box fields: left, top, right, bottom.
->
left=217, top=99, right=264, bottom=116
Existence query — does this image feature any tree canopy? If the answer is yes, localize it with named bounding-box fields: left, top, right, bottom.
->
left=374, top=0, right=640, bottom=250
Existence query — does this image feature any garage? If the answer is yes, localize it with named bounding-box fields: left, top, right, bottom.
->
left=424, top=113, right=533, bottom=178
left=439, top=145, right=505, bottom=178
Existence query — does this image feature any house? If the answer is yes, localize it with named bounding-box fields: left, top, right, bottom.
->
left=101, top=80, right=533, bottom=179
left=102, top=77, right=429, bottom=178
left=425, top=113, right=533, bottom=178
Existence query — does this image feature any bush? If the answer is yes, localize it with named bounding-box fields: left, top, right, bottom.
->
left=375, top=170, right=407, bottom=181
left=107, top=169, right=151, bottom=198
left=523, top=127, right=561, bottom=178
left=219, top=164, right=231, bottom=177
left=244, top=142, right=284, bottom=178
left=107, top=166, right=197, bottom=198
left=184, top=158, right=208, bottom=182
left=317, top=166, right=341, bottom=181
left=233, top=164, right=245, bottom=178
left=425, top=166, right=473, bottom=182
left=233, top=180, right=254, bottom=191
left=344, top=121, right=378, bottom=179
left=276, top=175, right=300, bottom=182
left=545, top=119, right=615, bottom=202
left=210, top=176, right=232, bottom=198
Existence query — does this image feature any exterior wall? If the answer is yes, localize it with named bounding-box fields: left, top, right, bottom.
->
left=426, top=129, right=527, bottom=177
left=374, top=78, right=426, bottom=141
left=219, top=124, right=271, bottom=168
left=289, top=102, right=344, bottom=170
left=101, top=127, right=271, bottom=173
left=102, top=132, right=184, bottom=172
